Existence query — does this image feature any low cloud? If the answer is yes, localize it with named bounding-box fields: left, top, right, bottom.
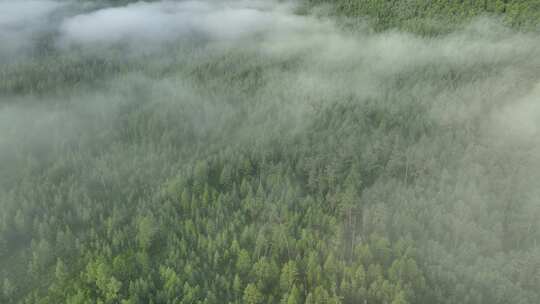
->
left=0, top=0, right=64, bottom=60
left=1, top=1, right=540, bottom=302
left=491, top=83, right=540, bottom=144
left=57, top=0, right=304, bottom=49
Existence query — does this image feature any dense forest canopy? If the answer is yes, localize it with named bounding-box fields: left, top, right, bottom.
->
left=306, top=0, right=540, bottom=34
left=0, top=0, right=539, bottom=303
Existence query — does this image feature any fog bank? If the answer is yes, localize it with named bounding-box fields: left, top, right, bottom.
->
left=1, top=0, right=540, bottom=302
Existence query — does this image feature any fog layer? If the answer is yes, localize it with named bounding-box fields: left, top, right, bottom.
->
left=1, top=0, right=539, bottom=303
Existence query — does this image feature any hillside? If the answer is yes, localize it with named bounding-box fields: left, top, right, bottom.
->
left=307, top=0, right=540, bottom=34
left=1, top=1, right=539, bottom=303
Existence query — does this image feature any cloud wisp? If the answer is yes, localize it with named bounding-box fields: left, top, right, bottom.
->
left=0, top=0, right=64, bottom=60
left=57, top=0, right=306, bottom=49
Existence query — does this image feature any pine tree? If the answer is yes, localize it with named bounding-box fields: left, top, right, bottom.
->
left=243, top=283, right=263, bottom=304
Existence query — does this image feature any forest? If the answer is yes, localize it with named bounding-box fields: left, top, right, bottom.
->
left=0, top=0, right=539, bottom=303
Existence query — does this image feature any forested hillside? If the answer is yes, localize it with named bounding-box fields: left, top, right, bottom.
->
left=307, top=0, right=540, bottom=34
left=1, top=1, right=539, bottom=303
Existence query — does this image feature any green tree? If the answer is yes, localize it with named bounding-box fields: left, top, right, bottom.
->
left=236, top=249, right=251, bottom=275
left=286, top=285, right=301, bottom=304
left=279, top=261, right=298, bottom=292
left=243, top=283, right=263, bottom=304
left=2, top=278, right=15, bottom=301
left=137, top=214, right=158, bottom=250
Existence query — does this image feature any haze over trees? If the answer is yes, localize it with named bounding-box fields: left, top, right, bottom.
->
left=0, top=0, right=539, bottom=303
left=308, top=0, right=540, bottom=34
